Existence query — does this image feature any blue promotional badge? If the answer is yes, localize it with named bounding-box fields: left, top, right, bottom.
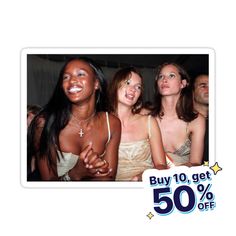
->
left=143, top=163, right=222, bottom=220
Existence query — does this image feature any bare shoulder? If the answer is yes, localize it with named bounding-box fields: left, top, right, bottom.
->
left=135, top=113, right=148, bottom=123
left=192, top=113, right=206, bottom=124
left=189, top=113, right=206, bottom=130
left=141, top=114, right=157, bottom=123
left=106, top=112, right=121, bottom=131
left=148, top=114, right=157, bottom=121
left=139, top=108, right=151, bottom=115
left=149, top=115, right=159, bottom=127
left=135, top=114, right=158, bottom=128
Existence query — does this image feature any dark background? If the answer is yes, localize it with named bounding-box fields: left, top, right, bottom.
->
left=27, top=54, right=209, bottom=106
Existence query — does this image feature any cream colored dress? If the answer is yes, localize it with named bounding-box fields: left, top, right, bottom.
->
left=116, top=115, right=154, bottom=181
left=57, top=151, right=79, bottom=177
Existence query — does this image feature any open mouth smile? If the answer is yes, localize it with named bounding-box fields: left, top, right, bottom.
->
left=68, top=86, right=83, bottom=94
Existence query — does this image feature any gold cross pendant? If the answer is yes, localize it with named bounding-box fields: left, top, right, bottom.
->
left=79, top=128, right=84, bottom=137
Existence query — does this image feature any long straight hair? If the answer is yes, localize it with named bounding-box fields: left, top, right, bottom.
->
left=151, top=62, right=198, bottom=122
left=27, top=57, right=107, bottom=179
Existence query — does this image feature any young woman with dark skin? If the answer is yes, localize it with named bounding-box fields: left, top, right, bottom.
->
left=27, top=57, right=121, bottom=181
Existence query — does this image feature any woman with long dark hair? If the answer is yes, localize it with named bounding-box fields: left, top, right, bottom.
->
left=27, top=57, right=121, bottom=181
left=151, top=62, right=205, bottom=166
left=108, top=67, right=167, bottom=181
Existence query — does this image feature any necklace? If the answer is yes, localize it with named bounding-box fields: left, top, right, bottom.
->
left=70, top=111, right=96, bottom=137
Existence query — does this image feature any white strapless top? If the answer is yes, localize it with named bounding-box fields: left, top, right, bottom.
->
left=57, top=151, right=79, bottom=177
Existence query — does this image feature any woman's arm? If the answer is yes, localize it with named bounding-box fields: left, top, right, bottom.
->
left=70, top=114, right=121, bottom=181
left=189, top=114, right=206, bottom=166
left=35, top=114, right=121, bottom=181
left=33, top=118, right=90, bottom=181
left=37, top=152, right=58, bottom=180
left=91, top=114, right=121, bottom=180
left=131, top=116, right=167, bottom=181
left=149, top=116, right=167, bottom=169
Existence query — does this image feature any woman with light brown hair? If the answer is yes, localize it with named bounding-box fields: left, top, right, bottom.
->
left=108, top=67, right=167, bottom=181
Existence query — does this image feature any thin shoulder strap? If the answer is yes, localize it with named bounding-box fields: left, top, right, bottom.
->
left=147, top=115, right=151, bottom=138
left=106, top=112, right=111, bottom=144
left=186, top=122, right=189, bottom=134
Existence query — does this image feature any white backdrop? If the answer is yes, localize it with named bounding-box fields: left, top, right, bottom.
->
left=0, top=0, right=235, bottom=235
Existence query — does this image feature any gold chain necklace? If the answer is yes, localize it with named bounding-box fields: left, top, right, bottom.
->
left=70, top=112, right=96, bottom=137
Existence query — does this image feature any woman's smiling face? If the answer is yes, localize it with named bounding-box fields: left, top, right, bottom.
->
left=62, top=59, right=99, bottom=103
left=117, top=71, right=142, bottom=107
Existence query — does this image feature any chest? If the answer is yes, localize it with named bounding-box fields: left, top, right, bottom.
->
left=157, top=118, right=190, bottom=152
left=121, top=116, right=148, bottom=142
left=59, top=120, right=108, bottom=156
